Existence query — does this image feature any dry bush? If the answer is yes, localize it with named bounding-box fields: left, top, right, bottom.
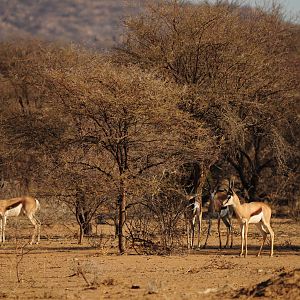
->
left=117, top=0, right=299, bottom=203
left=0, top=40, right=214, bottom=253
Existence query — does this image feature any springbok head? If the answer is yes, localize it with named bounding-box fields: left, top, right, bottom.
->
left=221, top=178, right=237, bottom=207
left=211, top=178, right=235, bottom=206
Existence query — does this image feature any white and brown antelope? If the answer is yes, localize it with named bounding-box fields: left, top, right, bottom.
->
left=222, top=182, right=274, bottom=257
left=184, top=194, right=202, bottom=249
left=203, top=186, right=234, bottom=249
left=0, top=196, right=41, bottom=244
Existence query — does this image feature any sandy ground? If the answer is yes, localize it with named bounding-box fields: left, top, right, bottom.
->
left=0, top=218, right=299, bottom=299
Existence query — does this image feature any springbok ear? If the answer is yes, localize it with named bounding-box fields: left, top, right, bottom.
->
left=229, top=177, right=235, bottom=189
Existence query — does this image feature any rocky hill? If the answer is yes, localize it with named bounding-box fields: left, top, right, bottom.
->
left=0, top=0, right=141, bottom=50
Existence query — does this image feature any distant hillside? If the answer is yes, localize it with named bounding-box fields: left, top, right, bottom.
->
left=0, top=0, right=141, bottom=50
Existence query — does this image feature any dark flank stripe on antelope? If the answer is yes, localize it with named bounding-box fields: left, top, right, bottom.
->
left=250, top=207, right=262, bottom=217
left=6, top=200, right=23, bottom=211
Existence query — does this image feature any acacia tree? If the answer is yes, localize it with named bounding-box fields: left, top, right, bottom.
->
left=40, top=47, right=214, bottom=253
left=0, top=41, right=114, bottom=242
left=47, top=165, right=112, bottom=244
left=116, top=0, right=299, bottom=200
left=0, top=40, right=64, bottom=195
left=0, top=40, right=215, bottom=250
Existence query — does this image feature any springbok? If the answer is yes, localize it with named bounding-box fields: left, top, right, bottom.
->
left=203, top=191, right=234, bottom=249
left=184, top=194, right=202, bottom=249
left=0, top=196, right=41, bottom=244
left=222, top=182, right=274, bottom=257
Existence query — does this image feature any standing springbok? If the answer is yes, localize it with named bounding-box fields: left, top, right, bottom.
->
left=0, top=196, right=41, bottom=244
left=184, top=194, right=202, bottom=249
left=203, top=190, right=234, bottom=249
left=222, top=182, right=274, bottom=257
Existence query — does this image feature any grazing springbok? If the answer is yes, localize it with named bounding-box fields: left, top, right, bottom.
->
left=184, top=194, right=202, bottom=249
left=221, top=182, right=274, bottom=257
left=203, top=179, right=234, bottom=249
left=0, top=196, right=41, bottom=244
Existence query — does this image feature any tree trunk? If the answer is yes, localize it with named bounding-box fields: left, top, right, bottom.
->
left=249, top=173, right=259, bottom=200
left=118, top=179, right=127, bottom=254
left=75, top=189, right=92, bottom=244
left=78, top=211, right=93, bottom=235
left=78, top=223, right=84, bottom=244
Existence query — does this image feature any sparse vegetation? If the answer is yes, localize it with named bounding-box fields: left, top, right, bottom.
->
left=0, top=5, right=299, bottom=300
left=1, top=0, right=298, bottom=252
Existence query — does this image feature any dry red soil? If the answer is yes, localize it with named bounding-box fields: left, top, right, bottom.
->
left=0, top=218, right=299, bottom=299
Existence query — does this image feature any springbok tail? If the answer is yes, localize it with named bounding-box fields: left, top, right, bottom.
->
left=35, top=199, right=41, bottom=211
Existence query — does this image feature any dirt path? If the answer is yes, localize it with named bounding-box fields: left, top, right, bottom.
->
left=0, top=218, right=299, bottom=299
